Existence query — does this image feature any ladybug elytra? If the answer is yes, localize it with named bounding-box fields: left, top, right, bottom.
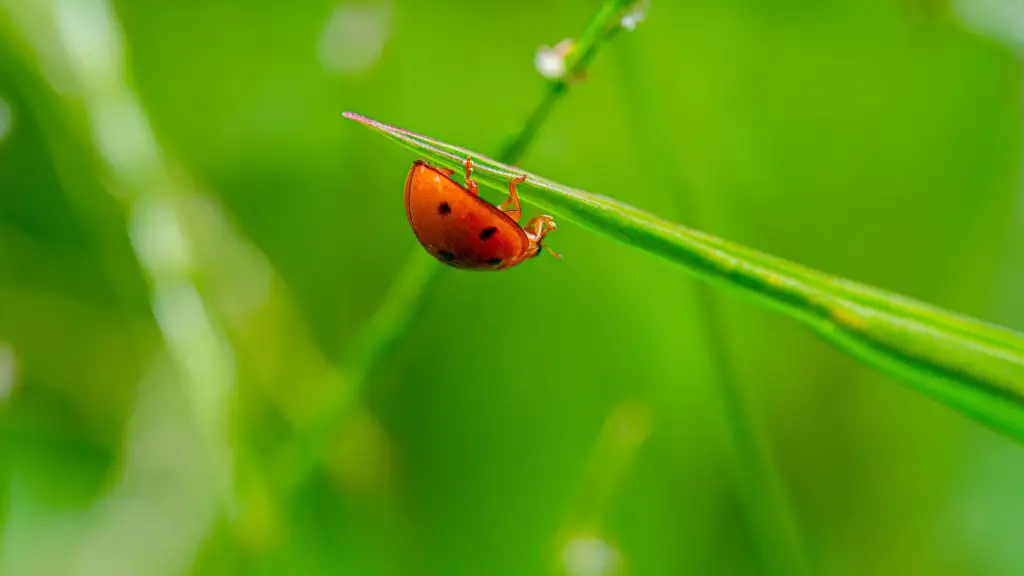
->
left=404, top=157, right=560, bottom=270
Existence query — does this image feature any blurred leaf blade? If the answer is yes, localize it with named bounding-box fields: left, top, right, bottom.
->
left=344, top=111, right=1024, bottom=442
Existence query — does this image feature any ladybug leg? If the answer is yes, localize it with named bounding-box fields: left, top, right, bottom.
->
left=462, top=157, right=480, bottom=196
left=498, top=174, right=528, bottom=222
left=523, top=215, right=561, bottom=259
left=524, top=215, right=556, bottom=241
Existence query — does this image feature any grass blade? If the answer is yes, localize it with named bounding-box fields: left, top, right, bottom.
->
left=343, top=111, right=1024, bottom=444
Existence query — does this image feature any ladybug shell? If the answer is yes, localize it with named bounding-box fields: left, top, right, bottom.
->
left=404, top=160, right=531, bottom=270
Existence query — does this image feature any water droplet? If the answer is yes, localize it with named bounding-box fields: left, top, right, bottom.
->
left=319, top=2, right=392, bottom=75
left=620, top=0, right=650, bottom=31
left=560, top=535, right=622, bottom=576
left=535, top=39, right=575, bottom=80
left=0, top=97, right=12, bottom=143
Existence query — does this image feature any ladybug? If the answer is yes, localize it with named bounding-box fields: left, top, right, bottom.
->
left=404, top=156, right=561, bottom=270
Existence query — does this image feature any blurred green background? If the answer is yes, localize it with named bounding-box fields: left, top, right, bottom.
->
left=3, top=0, right=1024, bottom=574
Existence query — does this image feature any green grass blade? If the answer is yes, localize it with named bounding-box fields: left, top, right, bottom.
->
left=343, top=111, right=1024, bottom=443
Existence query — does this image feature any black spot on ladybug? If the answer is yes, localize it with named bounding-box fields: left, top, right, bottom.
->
left=480, top=227, right=498, bottom=241
left=438, top=202, right=452, bottom=216
left=438, top=250, right=455, bottom=262
left=487, top=258, right=503, bottom=266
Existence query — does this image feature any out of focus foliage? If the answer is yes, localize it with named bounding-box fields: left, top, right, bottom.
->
left=2, top=1, right=1024, bottom=575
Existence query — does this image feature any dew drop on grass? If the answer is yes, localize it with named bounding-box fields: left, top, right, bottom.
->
left=620, top=0, right=649, bottom=31
left=535, top=39, right=575, bottom=80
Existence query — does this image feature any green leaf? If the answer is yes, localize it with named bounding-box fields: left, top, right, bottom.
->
left=344, top=111, right=1024, bottom=444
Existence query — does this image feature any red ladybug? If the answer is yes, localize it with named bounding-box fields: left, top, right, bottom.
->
left=404, top=157, right=560, bottom=270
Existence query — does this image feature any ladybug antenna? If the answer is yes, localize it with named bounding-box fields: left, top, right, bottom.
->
left=545, top=245, right=563, bottom=260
